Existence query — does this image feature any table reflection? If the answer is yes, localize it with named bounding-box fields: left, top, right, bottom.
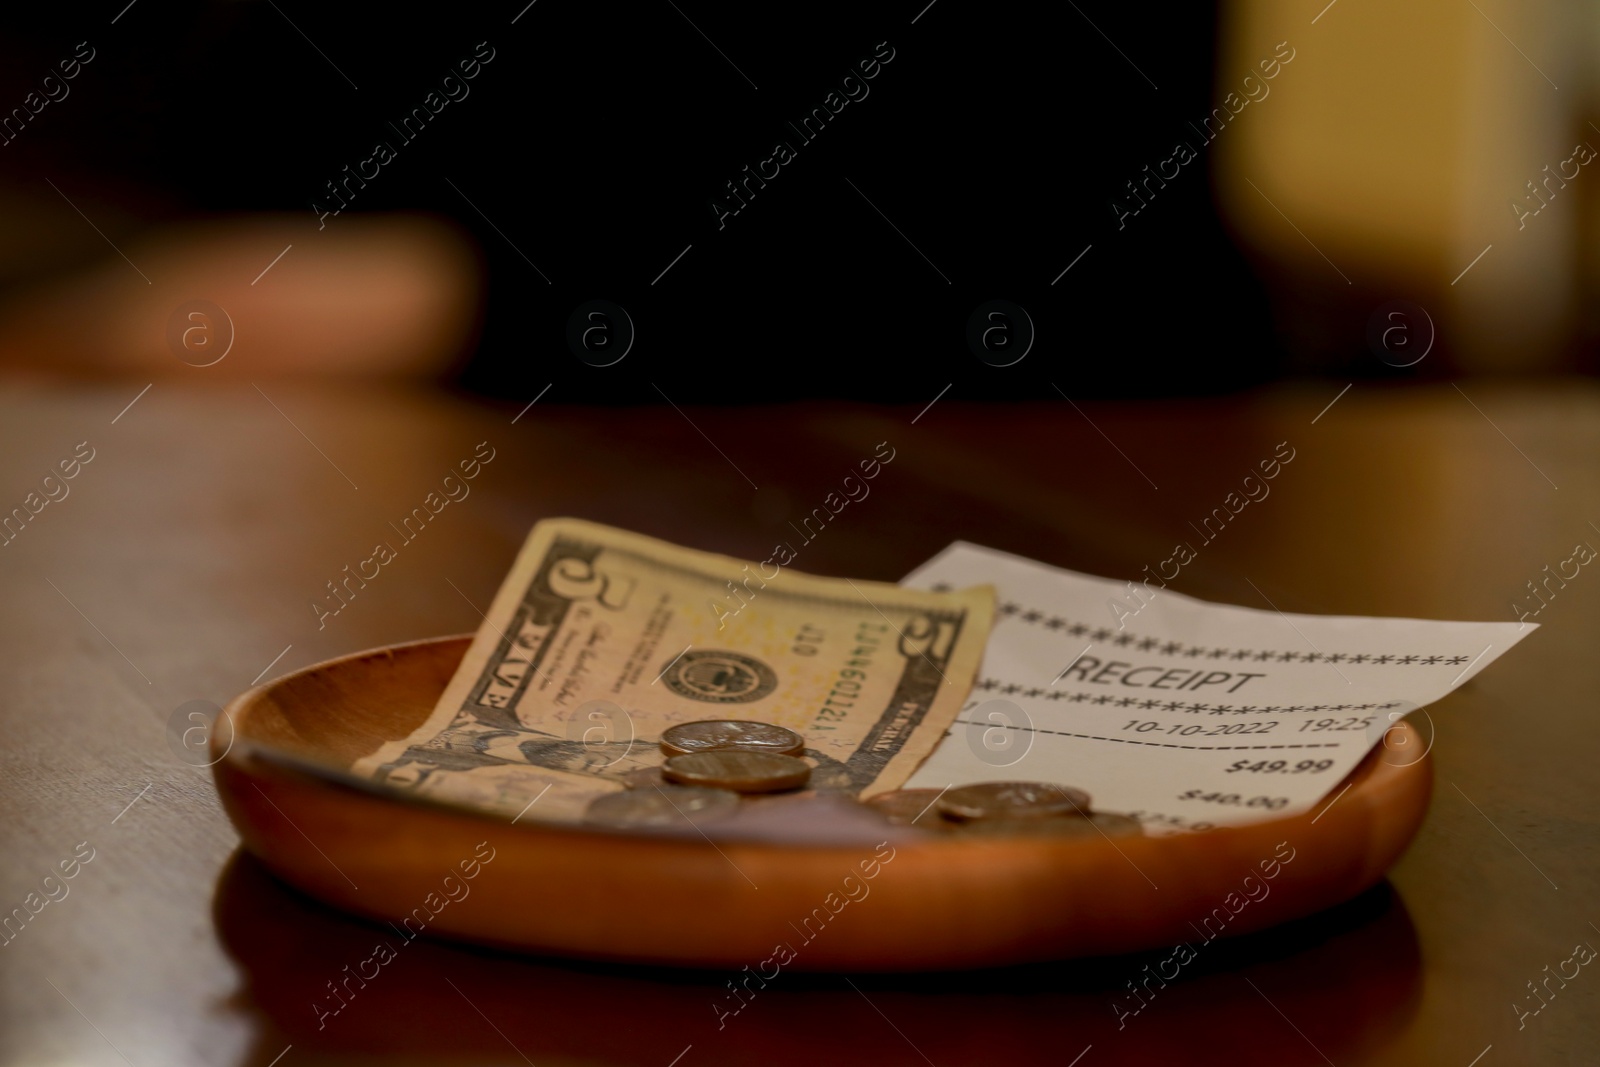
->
left=213, top=849, right=1421, bottom=1066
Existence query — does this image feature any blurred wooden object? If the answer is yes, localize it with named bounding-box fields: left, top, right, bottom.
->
left=1217, top=0, right=1585, bottom=372
left=0, top=213, right=479, bottom=380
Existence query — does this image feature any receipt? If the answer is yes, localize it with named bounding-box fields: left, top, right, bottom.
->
left=902, top=543, right=1533, bottom=834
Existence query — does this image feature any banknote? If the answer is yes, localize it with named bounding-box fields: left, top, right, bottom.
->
left=353, top=518, right=994, bottom=823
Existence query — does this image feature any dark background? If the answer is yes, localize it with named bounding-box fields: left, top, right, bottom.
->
left=1, top=0, right=1283, bottom=401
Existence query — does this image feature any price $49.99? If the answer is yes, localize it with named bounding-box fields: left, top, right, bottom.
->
left=1225, top=758, right=1334, bottom=774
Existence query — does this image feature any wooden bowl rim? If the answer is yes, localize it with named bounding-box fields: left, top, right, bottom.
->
left=218, top=632, right=1429, bottom=851
left=212, top=634, right=1435, bottom=967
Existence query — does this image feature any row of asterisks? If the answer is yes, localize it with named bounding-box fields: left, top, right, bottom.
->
left=971, top=679, right=1408, bottom=715
left=982, top=598, right=1474, bottom=665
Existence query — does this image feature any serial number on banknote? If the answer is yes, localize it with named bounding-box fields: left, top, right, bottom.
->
left=810, top=621, right=886, bottom=732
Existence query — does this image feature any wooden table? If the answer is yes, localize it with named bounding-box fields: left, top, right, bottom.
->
left=1, top=382, right=1592, bottom=1066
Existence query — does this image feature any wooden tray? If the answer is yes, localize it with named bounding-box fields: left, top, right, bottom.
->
left=213, top=634, right=1434, bottom=971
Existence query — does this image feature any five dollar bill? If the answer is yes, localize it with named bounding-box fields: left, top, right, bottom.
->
left=353, top=518, right=994, bottom=823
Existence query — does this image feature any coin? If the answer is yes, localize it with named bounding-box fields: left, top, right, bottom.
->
left=937, top=781, right=1091, bottom=822
left=616, top=767, right=670, bottom=790
left=661, top=750, right=811, bottom=793
left=863, top=788, right=952, bottom=828
left=950, top=811, right=1144, bottom=838
left=659, top=720, right=806, bottom=757
left=584, top=785, right=740, bottom=829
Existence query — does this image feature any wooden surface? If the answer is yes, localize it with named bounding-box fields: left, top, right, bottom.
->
left=1, top=382, right=1595, bottom=1065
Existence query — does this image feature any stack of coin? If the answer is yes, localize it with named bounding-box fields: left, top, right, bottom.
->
left=585, top=721, right=1143, bottom=838
left=585, top=719, right=812, bottom=829
left=661, top=749, right=812, bottom=793
left=658, top=720, right=812, bottom=794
